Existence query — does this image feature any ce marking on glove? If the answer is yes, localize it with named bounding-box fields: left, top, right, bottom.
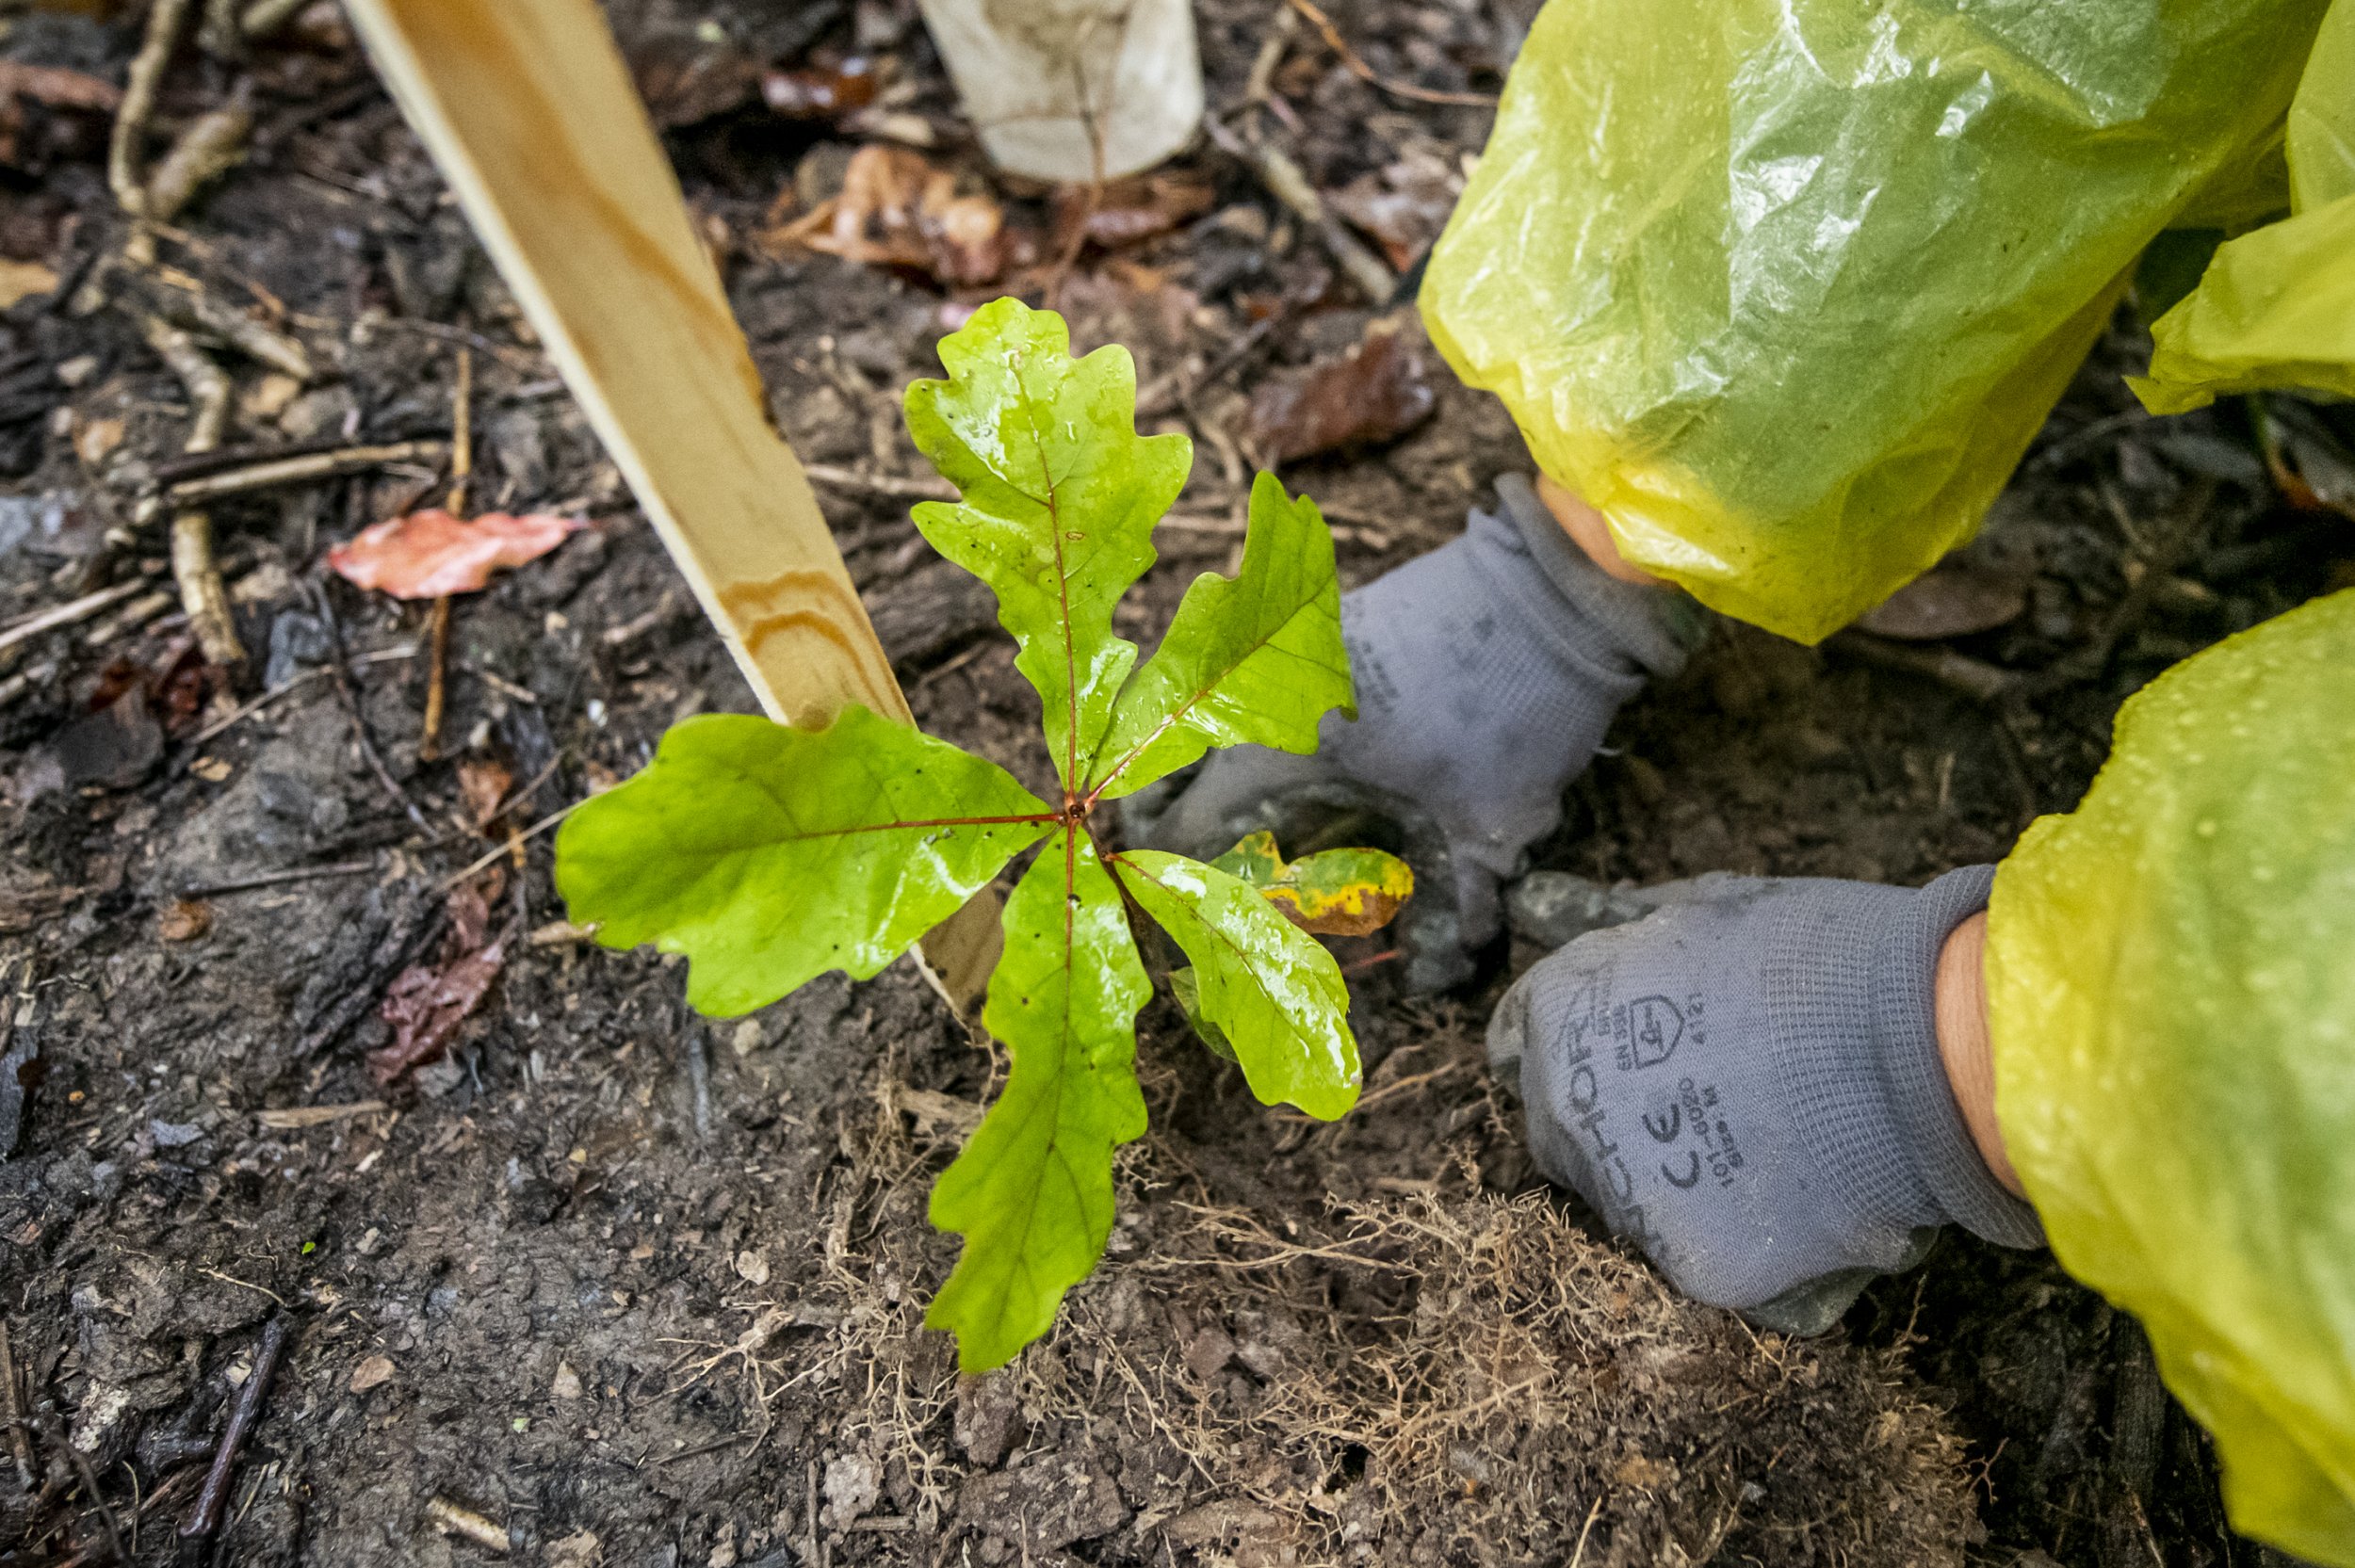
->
left=1647, top=1077, right=1746, bottom=1191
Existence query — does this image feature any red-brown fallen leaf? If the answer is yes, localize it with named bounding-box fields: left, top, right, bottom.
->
left=1053, top=172, right=1216, bottom=252
left=368, top=883, right=507, bottom=1085
left=458, top=757, right=513, bottom=832
left=0, top=60, right=124, bottom=113
left=775, top=145, right=1009, bottom=287
left=327, top=509, right=584, bottom=600
left=761, top=57, right=880, bottom=120
left=1243, top=315, right=1437, bottom=466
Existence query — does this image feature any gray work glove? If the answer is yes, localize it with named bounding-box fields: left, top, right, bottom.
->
left=1487, top=866, right=2044, bottom=1334
left=1123, top=476, right=1700, bottom=991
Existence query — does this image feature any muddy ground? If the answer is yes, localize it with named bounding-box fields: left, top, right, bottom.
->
left=1, top=0, right=2349, bottom=1563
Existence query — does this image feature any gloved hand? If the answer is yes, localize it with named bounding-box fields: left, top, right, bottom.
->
left=1123, top=476, right=1700, bottom=991
left=1486, top=866, right=2044, bottom=1333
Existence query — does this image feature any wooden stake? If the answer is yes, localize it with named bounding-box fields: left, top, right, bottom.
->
left=338, top=0, right=1001, bottom=1009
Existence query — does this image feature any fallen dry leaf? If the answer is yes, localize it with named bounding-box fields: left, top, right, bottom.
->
left=1326, top=156, right=1461, bottom=272
left=0, top=60, right=124, bottom=113
left=1055, top=172, right=1216, bottom=252
left=1244, top=315, right=1437, bottom=465
left=367, top=883, right=508, bottom=1085
left=1857, top=564, right=2028, bottom=640
left=349, top=1354, right=396, bottom=1393
left=327, top=509, right=584, bottom=600
left=457, top=756, right=513, bottom=832
left=778, top=145, right=1010, bottom=287
left=0, top=259, right=58, bottom=312
left=157, top=899, right=212, bottom=943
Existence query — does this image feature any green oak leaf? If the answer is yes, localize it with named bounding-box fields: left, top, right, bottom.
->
left=1211, top=830, right=1415, bottom=938
left=906, top=297, right=1192, bottom=789
left=1113, top=849, right=1361, bottom=1121
left=927, top=828, right=1151, bottom=1371
left=1167, top=967, right=1237, bottom=1062
left=1087, top=471, right=1354, bottom=799
left=554, top=708, right=1052, bottom=1016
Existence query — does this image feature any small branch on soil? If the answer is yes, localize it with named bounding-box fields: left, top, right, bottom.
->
left=142, top=314, right=249, bottom=671
left=438, top=800, right=586, bottom=890
left=65, top=1445, right=125, bottom=1566
left=801, top=462, right=957, bottom=502
left=145, top=273, right=312, bottom=380
left=424, top=1496, right=511, bottom=1554
left=180, top=1314, right=292, bottom=1540
left=0, top=1319, right=31, bottom=1489
left=1829, top=632, right=2015, bottom=704
left=1285, top=0, right=1498, bottom=105
left=147, top=441, right=449, bottom=518
left=1204, top=116, right=1395, bottom=303
left=178, top=858, right=377, bottom=899
left=308, top=577, right=430, bottom=832
left=366, top=315, right=541, bottom=373
left=146, top=101, right=254, bottom=232
left=0, top=579, right=151, bottom=657
left=239, top=0, right=315, bottom=38
left=186, top=644, right=418, bottom=747
left=255, top=1100, right=387, bottom=1129
left=108, top=0, right=197, bottom=252
left=420, top=349, right=473, bottom=763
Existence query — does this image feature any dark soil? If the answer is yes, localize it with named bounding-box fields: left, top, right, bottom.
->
left=1, top=1, right=2348, bottom=1564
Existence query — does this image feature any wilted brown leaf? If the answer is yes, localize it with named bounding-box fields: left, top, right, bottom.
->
left=1244, top=315, right=1437, bottom=465
left=327, top=509, right=584, bottom=600
left=0, top=260, right=57, bottom=312
left=1857, top=564, right=2029, bottom=640
left=458, top=757, right=513, bottom=832
left=1054, top=172, right=1215, bottom=252
left=0, top=60, right=123, bottom=113
left=1326, top=157, right=1460, bottom=271
left=368, top=927, right=506, bottom=1086
left=774, top=145, right=1010, bottom=286
left=158, top=899, right=212, bottom=943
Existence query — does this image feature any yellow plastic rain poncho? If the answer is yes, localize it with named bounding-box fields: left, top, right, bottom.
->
left=1989, top=588, right=2355, bottom=1564
left=1422, top=0, right=2350, bottom=643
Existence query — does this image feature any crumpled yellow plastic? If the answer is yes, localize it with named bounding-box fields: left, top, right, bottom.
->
left=1421, top=0, right=2331, bottom=643
left=1987, top=589, right=2355, bottom=1566
left=2134, top=0, right=2355, bottom=412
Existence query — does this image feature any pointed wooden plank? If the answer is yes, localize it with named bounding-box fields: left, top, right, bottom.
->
left=341, top=0, right=1001, bottom=1007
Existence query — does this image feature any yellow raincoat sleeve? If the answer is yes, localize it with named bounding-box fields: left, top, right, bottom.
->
left=1987, top=590, right=2355, bottom=1565
left=1421, top=0, right=2331, bottom=643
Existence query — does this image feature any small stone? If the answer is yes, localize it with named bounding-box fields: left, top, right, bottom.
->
left=730, top=1018, right=764, bottom=1056
left=349, top=1354, right=396, bottom=1392
left=55, top=354, right=98, bottom=387
left=734, top=1250, right=771, bottom=1285
left=822, top=1452, right=882, bottom=1529
left=1183, top=1326, right=1237, bottom=1381
left=1505, top=871, right=1659, bottom=949
left=551, top=1361, right=583, bottom=1400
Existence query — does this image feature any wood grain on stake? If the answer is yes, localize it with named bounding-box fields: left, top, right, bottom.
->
left=339, top=0, right=1002, bottom=1007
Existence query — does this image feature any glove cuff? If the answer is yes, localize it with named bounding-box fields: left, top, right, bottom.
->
left=1871, top=865, right=2046, bottom=1251
left=1492, top=474, right=1708, bottom=681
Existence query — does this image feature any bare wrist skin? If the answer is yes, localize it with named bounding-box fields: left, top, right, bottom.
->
left=1934, top=912, right=2025, bottom=1198
left=1535, top=473, right=1669, bottom=589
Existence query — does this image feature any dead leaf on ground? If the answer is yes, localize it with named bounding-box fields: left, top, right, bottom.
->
left=1857, top=564, right=2029, bottom=640
left=368, top=882, right=508, bottom=1085
left=770, top=145, right=1012, bottom=286
left=457, top=757, right=513, bottom=832
left=158, top=899, right=212, bottom=943
left=1244, top=315, right=1437, bottom=465
left=761, top=56, right=880, bottom=120
left=349, top=1354, right=396, bottom=1393
left=1054, top=171, right=1215, bottom=252
left=327, top=509, right=584, bottom=600
left=0, top=59, right=121, bottom=174
left=0, top=60, right=123, bottom=113
left=1326, top=155, right=1461, bottom=271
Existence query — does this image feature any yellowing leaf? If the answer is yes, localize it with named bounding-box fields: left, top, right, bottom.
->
left=927, top=830, right=1150, bottom=1370
left=555, top=709, right=1051, bottom=1016
left=905, top=297, right=1191, bottom=786
left=1210, top=831, right=1414, bottom=938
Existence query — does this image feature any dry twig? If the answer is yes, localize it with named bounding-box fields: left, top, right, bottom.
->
left=109, top=0, right=198, bottom=244
left=146, top=102, right=253, bottom=229
left=142, top=314, right=248, bottom=670
left=180, top=1315, right=291, bottom=1539
left=1285, top=0, right=1497, bottom=105
left=1203, top=117, right=1394, bottom=302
